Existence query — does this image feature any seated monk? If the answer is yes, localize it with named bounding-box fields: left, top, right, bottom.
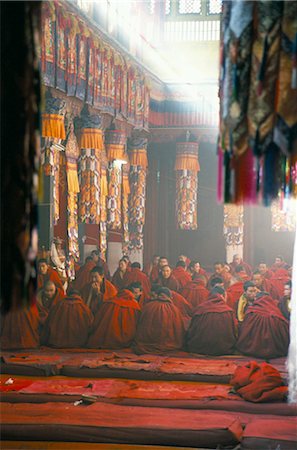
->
left=91, top=249, right=111, bottom=280
left=36, top=280, right=65, bottom=323
left=230, top=254, right=252, bottom=277
left=177, top=254, right=191, bottom=269
left=252, top=271, right=279, bottom=300
left=154, top=256, right=169, bottom=282
left=234, top=281, right=256, bottom=323
left=181, top=275, right=209, bottom=310
left=41, top=290, right=93, bottom=348
left=72, top=256, right=96, bottom=292
left=112, top=258, right=130, bottom=290
left=188, top=260, right=208, bottom=280
left=278, top=280, right=291, bottom=321
left=158, top=265, right=180, bottom=292
left=226, top=266, right=249, bottom=309
left=172, top=261, right=192, bottom=290
left=127, top=282, right=145, bottom=307
left=1, top=304, right=40, bottom=349
left=270, top=255, right=290, bottom=276
left=270, top=268, right=291, bottom=299
left=186, top=287, right=237, bottom=355
left=258, top=262, right=273, bottom=280
left=208, top=262, right=231, bottom=289
left=133, top=287, right=185, bottom=354
left=80, top=266, right=117, bottom=316
left=145, top=255, right=160, bottom=283
left=124, top=262, right=151, bottom=298
left=87, top=287, right=140, bottom=349
left=237, top=292, right=290, bottom=358
left=37, top=258, right=64, bottom=292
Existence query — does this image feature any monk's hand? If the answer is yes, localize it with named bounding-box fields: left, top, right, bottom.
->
left=92, top=282, right=100, bottom=293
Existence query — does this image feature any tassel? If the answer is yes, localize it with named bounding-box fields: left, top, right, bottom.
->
left=292, top=32, right=297, bottom=89
left=258, top=34, right=269, bottom=95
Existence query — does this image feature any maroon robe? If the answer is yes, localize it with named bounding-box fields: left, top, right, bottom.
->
left=41, top=294, right=93, bottom=348
left=80, top=280, right=117, bottom=316
left=87, top=289, right=140, bottom=349
left=170, top=290, right=192, bottom=328
left=134, top=294, right=185, bottom=354
left=111, top=268, right=129, bottom=290
left=73, top=260, right=96, bottom=291
left=1, top=304, right=40, bottom=349
left=124, top=267, right=151, bottom=298
left=226, top=281, right=245, bottom=309
left=158, top=274, right=180, bottom=292
left=259, top=279, right=280, bottom=300
left=36, top=287, right=65, bottom=324
left=37, top=267, right=64, bottom=292
left=181, top=280, right=209, bottom=310
left=270, top=269, right=290, bottom=298
left=230, top=260, right=252, bottom=277
left=237, top=295, right=289, bottom=358
left=186, top=293, right=237, bottom=355
left=172, top=267, right=192, bottom=290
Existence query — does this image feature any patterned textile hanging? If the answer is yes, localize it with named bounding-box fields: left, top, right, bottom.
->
left=65, top=121, right=80, bottom=261
left=99, top=150, right=108, bottom=259
left=175, top=140, right=200, bottom=230
left=218, top=1, right=297, bottom=205
left=52, top=146, right=61, bottom=224
left=122, top=163, right=131, bottom=255
left=41, top=2, right=56, bottom=87
left=223, top=204, right=244, bottom=258
left=128, top=137, right=148, bottom=251
left=105, top=129, right=127, bottom=231
left=271, top=198, right=296, bottom=232
left=77, top=110, right=103, bottom=224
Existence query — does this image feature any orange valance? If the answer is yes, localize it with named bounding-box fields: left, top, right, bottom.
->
left=42, top=113, right=66, bottom=140
left=106, top=144, right=127, bottom=162
left=80, top=128, right=104, bottom=151
left=175, top=153, right=200, bottom=172
left=129, top=148, right=148, bottom=169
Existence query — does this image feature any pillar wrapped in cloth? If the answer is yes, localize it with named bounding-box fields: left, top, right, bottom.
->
left=99, top=151, right=108, bottom=259
left=105, top=129, right=127, bottom=231
left=175, top=140, right=200, bottom=230
left=128, top=137, right=148, bottom=251
left=223, top=204, right=244, bottom=263
left=65, top=122, right=80, bottom=261
left=77, top=110, right=103, bottom=224
left=122, top=163, right=131, bottom=255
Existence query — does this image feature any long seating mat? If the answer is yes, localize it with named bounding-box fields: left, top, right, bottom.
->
left=1, top=375, right=296, bottom=416
left=1, top=350, right=288, bottom=383
left=0, top=443, right=213, bottom=450
left=241, top=417, right=297, bottom=449
left=1, top=402, right=243, bottom=448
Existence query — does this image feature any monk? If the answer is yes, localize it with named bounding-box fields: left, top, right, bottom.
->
left=181, top=275, right=209, bottom=310
left=158, top=265, right=180, bottom=292
left=237, top=292, right=290, bottom=358
left=41, top=290, right=93, bottom=348
left=186, top=287, right=237, bottom=356
left=172, top=261, right=192, bottom=289
left=1, top=304, right=41, bottom=349
left=37, top=259, right=64, bottom=292
left=127, top=282, right=144, bottom=307
left=278, top=280, right=291, bottom=321
left=235, top=281, right=256, bottom=322
left=36, top=280, right=65, bottom=323
left=252, top=271, right=279, bottom=300
left=145, top=255, right=160, bottom=283
left=112, top=258, right=129, bottom=290
left=208, top=262, right=231, bottom=289
left=230, top=254, right=252, bottom=277
left=80, top=266, right=117, bottom=316
left=258, top=262, right=273, bottom=280
left=271, top=255, right=290, bottom=276
left=91, top=249, right=111, bottom=280
left=87, top=288, right=140, bottom=349
left=169, top=289, right=192, bottom=328
left=226, top=266, right=249, bottom=309
left=270, top=268, right=291, bottom=299
left=188, top=260, right=208, bottom=280
left=124, top=262, right=151, bottom=298
left=72, top=256, right=96, bottom=292
left=155, top=256, right=169, bottom=282
left=134, top=287, right=185, bottom=354
left=177, top=254, right=191, bottom=268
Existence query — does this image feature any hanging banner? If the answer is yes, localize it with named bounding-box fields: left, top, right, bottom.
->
left=122, top=164, right=131, bottom=254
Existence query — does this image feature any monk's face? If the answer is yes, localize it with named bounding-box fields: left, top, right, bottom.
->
left=153, top=256, right=160, bottom=266
left=274, top=257, right=282, bottom=266
left=193, top=263, right=200, bottom=273
left=44, top=284, right=56, bottom=299
left=131, top=287, right=142, bottom=300
left=92, top=253, right=99, bottom=263
left=161, top=266, right=171, bottom=279
left=91, top=273, right=104, bottom=286
left=178, top=255, right=186, bottom=262
left=284, top=284, right=291, bottom=298
left=258, top=263, right=267, bottom=275
left=214, top=264, right=223, bottom=274
left=38, top=262, right=48, bottom=275
left=119, top=260, right=127, bottom=272
left=233, top=255, right=241, bottom=265
left=159, top=258, right=168, bottom=268
left=245, top=286, right=256, bottom=301
left=252, top=274, right=263, bottom=288
left=224, top=264, right=231, bottom=273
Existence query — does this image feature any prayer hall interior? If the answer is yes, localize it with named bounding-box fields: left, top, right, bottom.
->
left=1, top=1, right=297, bottom=449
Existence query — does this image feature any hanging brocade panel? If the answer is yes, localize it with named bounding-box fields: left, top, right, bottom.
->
left=66, top=21, right=78, bottom=96
left=76, top=33, right=88, bottom=101
left=86, top=38, right=95, bottom=105
left=56, top=7, right=67, bottom=92
left=223, top=204, right=244, bottom=246
left=107, top=162, right=122, bottom=231
left=41, top=2, right=56, bottom=87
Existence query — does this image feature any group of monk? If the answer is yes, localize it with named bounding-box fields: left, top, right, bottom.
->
left=1, top=250, right=292, bottom=359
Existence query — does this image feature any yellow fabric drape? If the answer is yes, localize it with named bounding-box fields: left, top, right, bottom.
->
left=42, top=113, right=66, bottom=139
left=129, top=148, right=148, bottom=168
left=106, top=144, right=126, bottom=162
left=66, top=161, right=80, bottom=194
left=122, top=173, right=131, bottom=195
left=80, top=128, right=104, bottom=151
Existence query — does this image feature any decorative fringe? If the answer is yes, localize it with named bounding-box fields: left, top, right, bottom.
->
left=80, top=128, right=104, bottom=150
left=174, top=153, right=200, bottom=172
left=129, top=149, right=148, bottom=169
left=66, top=162, right=80, bottom=194
left=105, top=144, right=126, bottom=162
left=42, top=114, right=66, bottom=139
